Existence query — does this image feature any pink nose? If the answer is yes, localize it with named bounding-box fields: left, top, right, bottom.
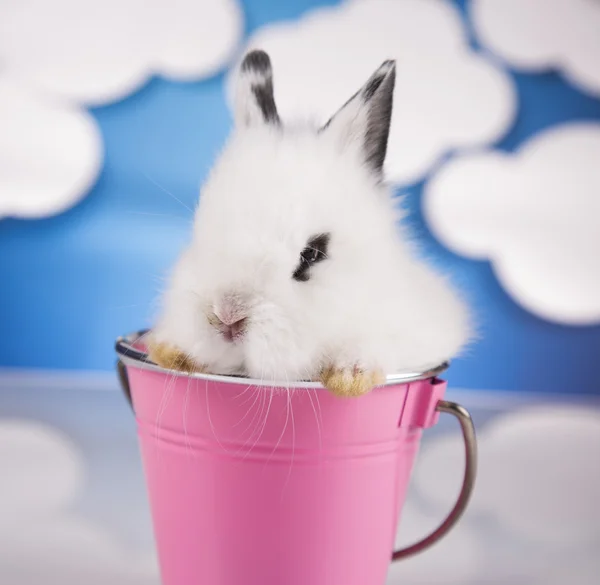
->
left=218, top=316, right=247, bottom=342
left=209, top=299, right=248, bottom=342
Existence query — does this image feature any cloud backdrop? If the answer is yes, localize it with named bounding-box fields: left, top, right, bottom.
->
left=0, top=0, right=243, bottom=105
left=472, top=0, right=600, bottom=98
left=230, top=0, right=516, bottom=186
left=424, top=122, right=600, bottom=325
left=0, top=79, right=102, bottom=219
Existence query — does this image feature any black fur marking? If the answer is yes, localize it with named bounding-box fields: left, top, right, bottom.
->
left=362, top=60, right=395, bottom=101
left=252, top=80, right=280, bottom=124
left=293, top=233, right=330, bottom=282
left=363, top=65, right=395, bottom=173
left=318, top=61, right=396, bottom=175
left=241, top=50, right=272, bottom=74
left=362, top=74, right=386, bottom=101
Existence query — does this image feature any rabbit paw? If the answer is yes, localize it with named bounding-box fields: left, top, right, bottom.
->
left=148, top=341, right=206, bottom=374
left=319, top=365, right=385, bottom=397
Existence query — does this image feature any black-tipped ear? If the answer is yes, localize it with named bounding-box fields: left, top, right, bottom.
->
left=234, top=50, right=281, bottom=128
left=321, top=60, right=396, bottom=175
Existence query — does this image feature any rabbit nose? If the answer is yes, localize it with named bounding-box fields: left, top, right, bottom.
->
left=210, top=297, right=249, bottom=342
left=209, top=314, right=248, bottom=342
left=212, top=315, right=248, bottom=342
left=223, top=317, right=248, bottom=342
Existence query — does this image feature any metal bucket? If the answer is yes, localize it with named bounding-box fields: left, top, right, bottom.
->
left=116, top=330, right=477, bottom=585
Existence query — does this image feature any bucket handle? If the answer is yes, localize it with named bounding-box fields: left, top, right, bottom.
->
left=392, top=400, right=477, bottom=561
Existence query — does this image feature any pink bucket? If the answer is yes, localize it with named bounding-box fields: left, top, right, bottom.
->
left=116, top=331, right=476, bottom=585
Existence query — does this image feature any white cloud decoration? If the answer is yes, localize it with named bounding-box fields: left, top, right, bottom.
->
left=228, top=0, right=516, bottom=186
left=0, top=78, right=102, bottom=219
left=424, top=122, right=600, bottom=325
left=0, top=0, right=243, bottom=219
left=412, top=404, right=600, bottom=547
left=0, top=0, right=243, bottom=106
left=472, top=0, right=600, bottom=98
left=0, top=419, right=159, bottom=585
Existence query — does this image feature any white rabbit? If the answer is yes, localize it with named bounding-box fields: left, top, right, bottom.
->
left=149, top=50, right=472, bottom=396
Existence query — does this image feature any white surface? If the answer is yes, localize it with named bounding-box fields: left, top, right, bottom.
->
left=480, top=406, right=600, bottom=545
left=414, top=405, right=600, bottom=547
left=0, top=78, right=102, bottom=219
left=0, top=417, right=158, bottom=585
left=2, top=519, right=158, bottom=585
left=472, top=0, right=600, bottom=98
left=424, top=122, right=600, bottom=325
left=388, top=504, right=484, bottom=584
left=1, top=372, right=599, bottom=584
left=229, top=0, right=516, bottom=186
left=0, top=0, right=243, bottom=105
left=0, top=420, right=84, bottom=517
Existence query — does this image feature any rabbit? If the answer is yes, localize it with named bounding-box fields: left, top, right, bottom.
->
left=148, top=49, right=472, bottom=397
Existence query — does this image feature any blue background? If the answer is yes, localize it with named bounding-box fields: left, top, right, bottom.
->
left=1, top=0, right=599, bottom=394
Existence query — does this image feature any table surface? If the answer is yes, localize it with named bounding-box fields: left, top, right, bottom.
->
left=1, top=370, right=599, bottom=585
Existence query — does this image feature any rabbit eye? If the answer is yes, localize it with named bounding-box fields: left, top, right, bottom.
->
left=293, top=233, right=330, bottom=282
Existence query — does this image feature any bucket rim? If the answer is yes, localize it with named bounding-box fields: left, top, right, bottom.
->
left=115, top=330, right=449, bottom=388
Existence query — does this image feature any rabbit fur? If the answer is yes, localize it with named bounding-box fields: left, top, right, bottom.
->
left=149, top=50, right=472, bottom=396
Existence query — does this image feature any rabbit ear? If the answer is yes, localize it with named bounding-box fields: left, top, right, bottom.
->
left=234, top=50, right=281, bottom=128
left=321, top=60, right=396, bottom=176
